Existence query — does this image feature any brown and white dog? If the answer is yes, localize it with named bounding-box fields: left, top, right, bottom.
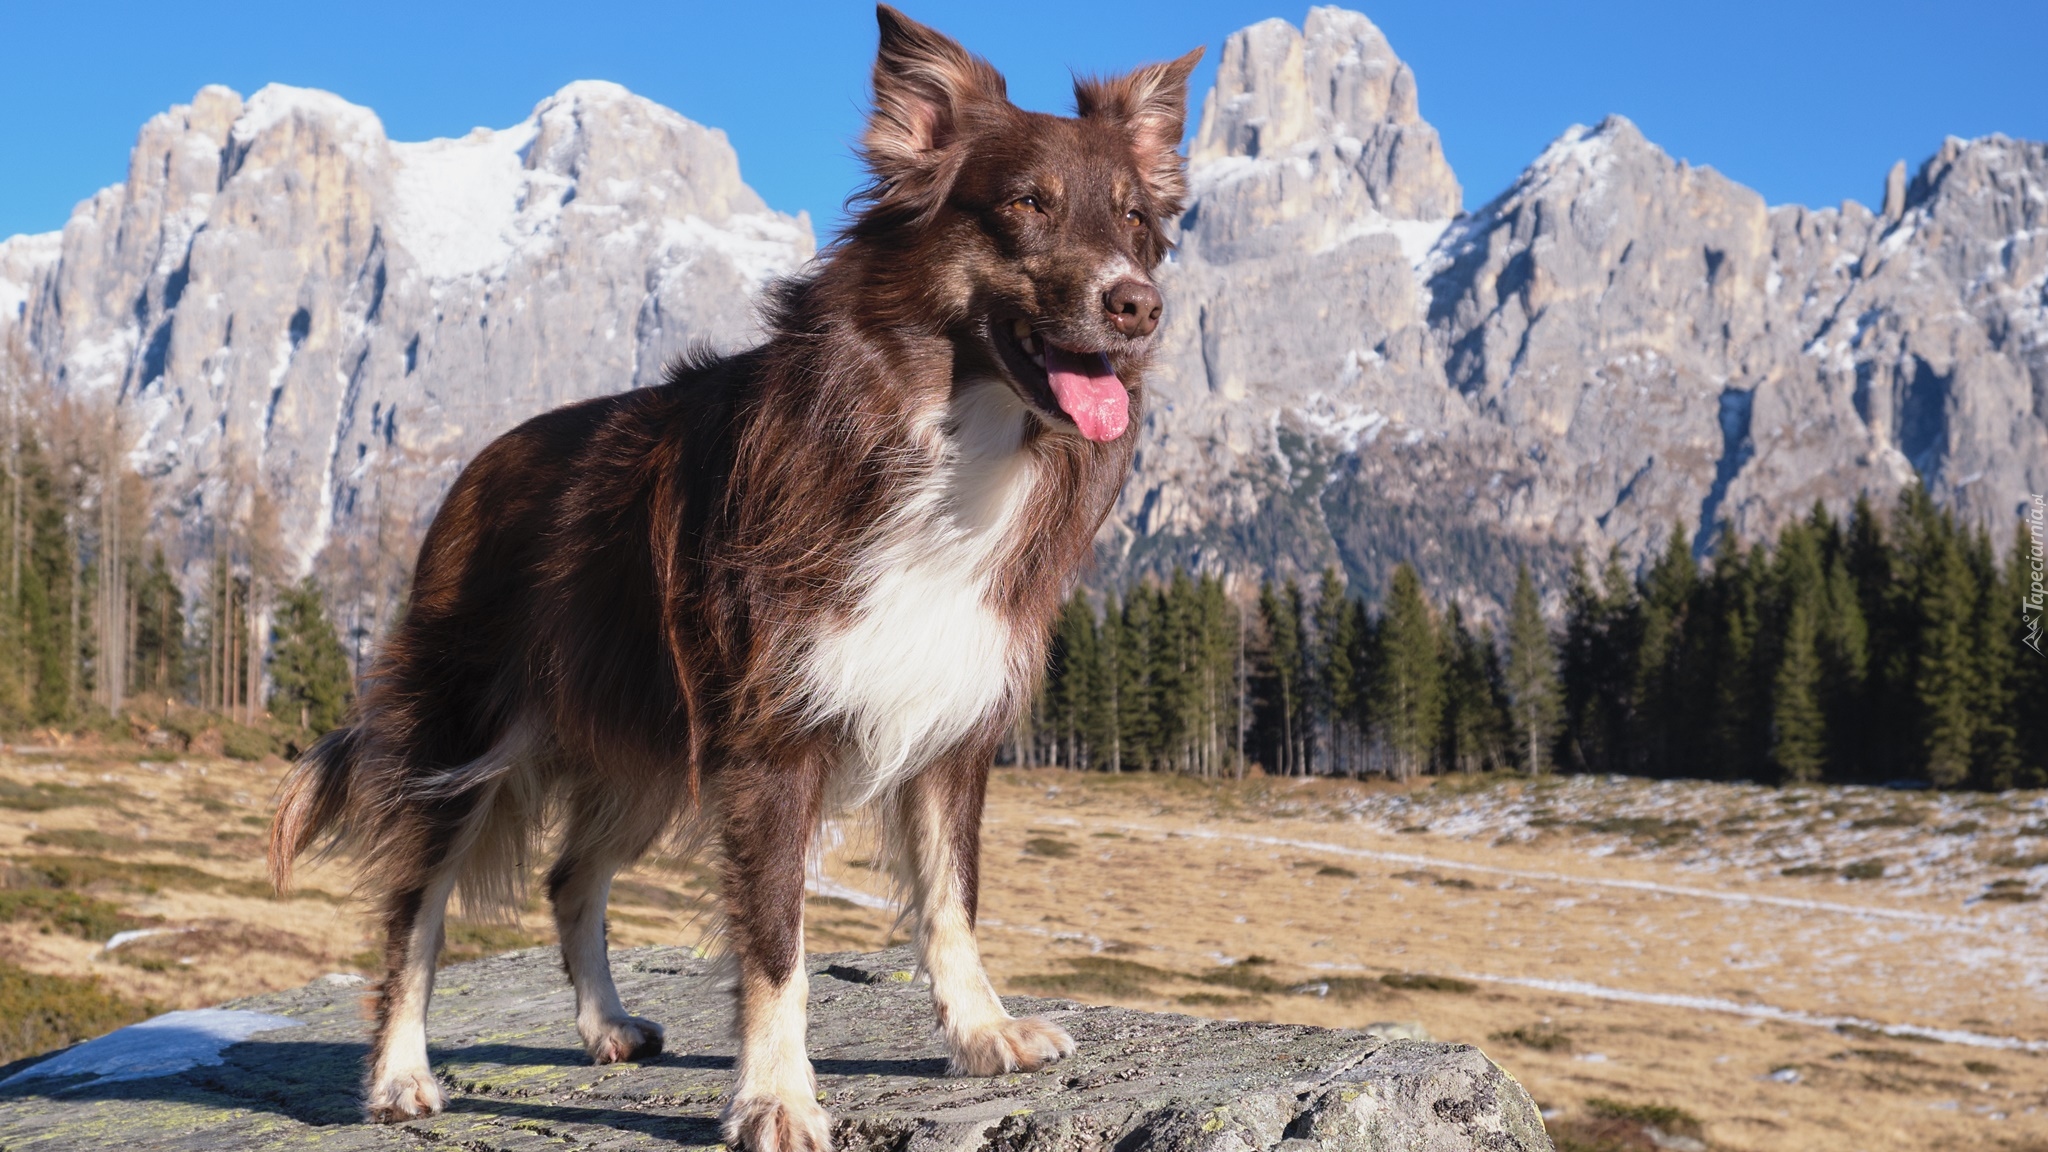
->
left=267, top=8, right=1199, bottom=1150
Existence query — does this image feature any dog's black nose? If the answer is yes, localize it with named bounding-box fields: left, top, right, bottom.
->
left=1103, top=279, right=1162, bottom=338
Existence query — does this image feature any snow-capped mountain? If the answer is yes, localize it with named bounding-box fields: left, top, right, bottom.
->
left=0, top=80, right=811, bottom=636
left=3, top=6, right=2043, bottom=630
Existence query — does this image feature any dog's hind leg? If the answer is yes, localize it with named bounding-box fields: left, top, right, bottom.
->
left=365, top=851, right=461, bottom=1121
left=894, top=754, right=1073, bottom=1077
left=548, top=786, right=672, bottom=1064
left=364, top=733, right=530, bottom=1122
left=718, top=753, right=833, bottom=1152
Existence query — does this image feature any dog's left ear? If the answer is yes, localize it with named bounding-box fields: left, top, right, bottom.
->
left=1075, top=47, right=1205, bottom=212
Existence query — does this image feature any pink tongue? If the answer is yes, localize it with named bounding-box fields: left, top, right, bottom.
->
left=1044, top=344, right=1128, bottom=442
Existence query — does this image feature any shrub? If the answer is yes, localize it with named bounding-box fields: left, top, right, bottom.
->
left=1200, top=958, right=1289, bottom=995
left=1583, top=1098, right=1702, bottom=1135
left=220, top=723, right=274, bottom=762
left=0, top=779, right=122, bottom=812
left=0, top=960, right=155, bottom=1065
left=1490, top=1025, right=1573, bottom=1052
left=0, top=888, right=135, bottom=940
left=1380, top=972, right=1476, bottom=994
left=1011, top=956, right=1170, bottom=999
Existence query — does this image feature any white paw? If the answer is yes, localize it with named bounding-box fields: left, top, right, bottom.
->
left=365, top=1064, right=446, bottom=1122
left=723, top=1087, right=834, bottom=1152
left=584, top=1014, right=666, bottom=1064
left=947, top=1015, right=1076, bottom=1076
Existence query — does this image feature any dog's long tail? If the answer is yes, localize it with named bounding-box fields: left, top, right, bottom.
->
left=267, top=725, right=364, bottom=892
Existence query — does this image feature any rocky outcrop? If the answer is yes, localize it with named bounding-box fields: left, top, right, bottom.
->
left=0, top=946, right=1554, bottom=1151
left=0, top=80, right=811, bottom=636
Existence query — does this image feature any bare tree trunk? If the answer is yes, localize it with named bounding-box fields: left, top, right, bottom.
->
left=245, top=579, right=260, bottom=725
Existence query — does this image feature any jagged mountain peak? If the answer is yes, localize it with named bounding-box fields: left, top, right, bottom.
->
left=1193, top=6, right=1429, bottom=161
left=1181, top=4, right=1458, bottom=259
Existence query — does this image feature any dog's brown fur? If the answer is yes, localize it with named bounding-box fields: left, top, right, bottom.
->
left=268, top=8, right=1199, bottom=1149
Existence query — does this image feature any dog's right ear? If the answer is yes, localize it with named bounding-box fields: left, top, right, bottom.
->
left=861, top=5, right=1007, bottom=211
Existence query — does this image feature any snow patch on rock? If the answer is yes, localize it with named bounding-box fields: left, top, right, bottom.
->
left=0, top=1009, right=303, bottom=1086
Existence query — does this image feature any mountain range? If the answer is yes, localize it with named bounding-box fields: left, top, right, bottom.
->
left=2, top=5, right=2042, bottom=634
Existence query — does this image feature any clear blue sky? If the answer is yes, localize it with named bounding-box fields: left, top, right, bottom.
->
left=2, top=2, right=2042, bottom=240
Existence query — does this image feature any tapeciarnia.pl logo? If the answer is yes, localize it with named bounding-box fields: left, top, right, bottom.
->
left=2026, top=493, right=2045, bottom=657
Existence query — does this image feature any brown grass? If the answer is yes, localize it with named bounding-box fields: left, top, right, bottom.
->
left=3, top=748, right=2044, bottom=1152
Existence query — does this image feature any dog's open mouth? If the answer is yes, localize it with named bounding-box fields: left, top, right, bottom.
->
left=992, top=318, right=1129, bottom=442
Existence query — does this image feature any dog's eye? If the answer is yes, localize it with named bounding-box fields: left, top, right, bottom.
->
left=1125, top=210, right=1146, bottom=228
left=1010, top=195, right=1041, bottom=214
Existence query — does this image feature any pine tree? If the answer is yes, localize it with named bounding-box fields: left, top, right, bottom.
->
left=1817, top=551, right=1869, bottom=775
left=1046, top=594, right=1098, bottom=768
left=1767, top=524, right=1828, bottom=783
left=20, top=436, right=74, bottom=725
left=1257, top=580, right=1305, bottom=776
left=1900, top=489, right=1976, bottom=786
left=1101, top=592, right=1128, bottom=773
left=1440, top=603, right=1506, bottom=773
left=1372, top=564, right=1442, bottom=778
left=267, top=577, right=353, bottom=734
left=1845, top=494, right=1910, bottom=779
left=1636, top=525, right=1696, bottom=777
left=1313, top=568, right=1357, bottom=775
left=1965, top=526, right=2020, bottom=789
left=1505, top=563, right=1560, bottom=776
left=130, top=547, right=185, bottom=699
left=1703, top=534, right=1763, bottom=780
left=1120, top=589, right=1160, bottom=770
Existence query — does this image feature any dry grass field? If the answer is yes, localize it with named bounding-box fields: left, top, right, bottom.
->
left=3, top=740, right=2044, bottom=1152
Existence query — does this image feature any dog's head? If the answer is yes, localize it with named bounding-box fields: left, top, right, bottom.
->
left=851, top=5, right=1202, bottom=443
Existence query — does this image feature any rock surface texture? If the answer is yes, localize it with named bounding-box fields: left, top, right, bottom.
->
left=0, top=947, right=1553, bottom=1151
left=3, top=6, right=2044, bottom=619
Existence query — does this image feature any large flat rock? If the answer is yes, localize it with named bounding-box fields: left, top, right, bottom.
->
left=0, top=946, right=1553, bottom=1151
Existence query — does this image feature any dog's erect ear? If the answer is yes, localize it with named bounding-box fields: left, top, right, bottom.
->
left=1075, top=47, right=1205, bottom=211
left=862, top=6, right=1007, bottom=201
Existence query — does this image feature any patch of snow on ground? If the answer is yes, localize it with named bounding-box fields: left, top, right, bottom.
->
left=0, top=1009, right=302, bottom=1086
left=1456, top=972, right=2048, bottom=1053
left=101, top=926, right=191, bottom=952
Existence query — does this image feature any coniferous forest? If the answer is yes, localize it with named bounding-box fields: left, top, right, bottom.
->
left=0, top=369, right=353, bottom=741
left=1025, top=489, right=2048, bottom=791
left=5, top=338, right=2044, bottom=795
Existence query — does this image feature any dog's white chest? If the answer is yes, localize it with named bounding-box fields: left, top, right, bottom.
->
left=800, top=384, right=1038, bottom=799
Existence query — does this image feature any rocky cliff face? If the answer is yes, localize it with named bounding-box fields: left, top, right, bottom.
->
left=0, top=81, right=811, bottom=637
left=1105, top=8, right=2048, bottom=612
left=3, top=5, right=2043, bottom=629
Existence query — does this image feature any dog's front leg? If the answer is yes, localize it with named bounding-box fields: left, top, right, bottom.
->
left=898, top=756, right=1074, bottom=1076
left=719, top=755, right=832, bottom=1152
